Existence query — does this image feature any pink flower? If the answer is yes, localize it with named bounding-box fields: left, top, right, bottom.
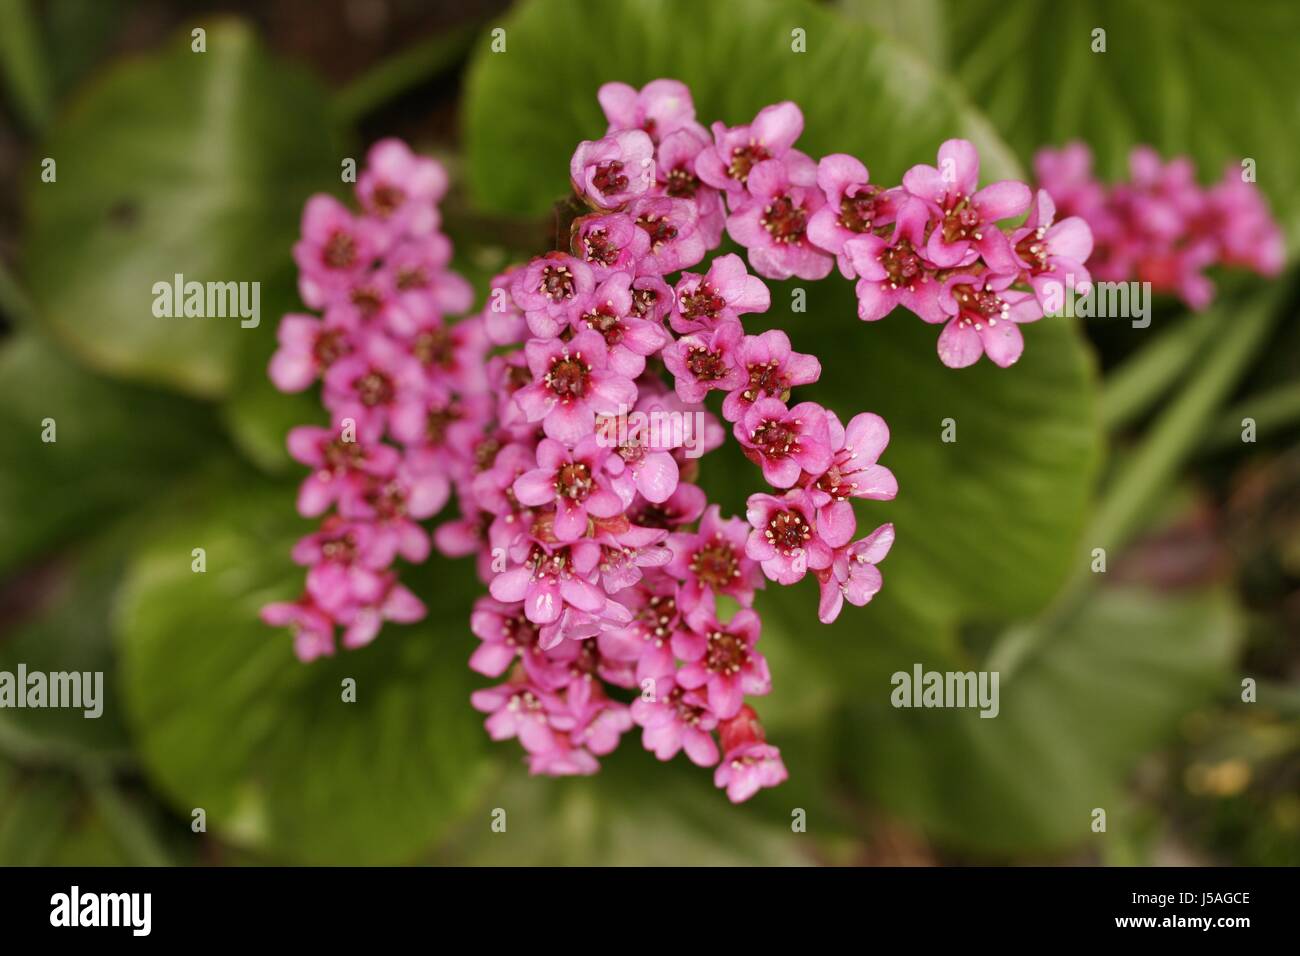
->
left=714, top=741, right=787, bottom=802
left=713, top=706, right=788, bottom=803
left=696, top=101, right=811, bottom=203
left=268, top=312, right=354, bottom=393
left=661, top=319, right=746, bottom=403
left=571, top=213, right=650, bottom=280
left=744, top=489, right=833, bottom=584
left=672, top=608, right=769, bottom=719
left=510, top=252, right=597, bottom=338
left=261, top=597, right=335, bottom=662
left=654, top=126, right=726, bottom=246
left=844, top=197, right=945, bottom=323
left=721, top=329, right=820, bottom=423
left=356, top=138, right=448, bottom=238
left=573, top=272, right=670, bottom=378
left=735, top=397, right=832, bottom=488
left=598, top=79, right=700, bottom=143
left=1011, top=189, right=1094, bottom=310
left=665, top=505, right=763, bottom=626
left=726, top=158, right=833, bottom=280
left=816, top=523, right=894, bottom=624
left=512, top=436, right=625, bottom=542
left=668, top=253, right=770, bottom=335
left=631, top=677, right=720, bottom=766
left=322, top=329, right=425, bottom=442
left=627, top=196, right=706, bottom=274
left=805, top=411, right=897, bottom=542
left=570, top=130, right=656, bottom=209
left=806, top=153, right=899, bottom=278
left=293, top=517, right=394, bottom=616
left=512, top=329, right=638, bottom=444
left=286, top=424, right=400, bottom=517
left=292, top=195, right=385, bottom=309
left=936, top=272, right=1043, bottom=369
left=471, top=680, right=562, bottom=755
left=901, top=139, right=1030, bottom=272
left=337, top=574, right=426, bottom=650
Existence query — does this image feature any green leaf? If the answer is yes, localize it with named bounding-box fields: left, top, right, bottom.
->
left=23, top=18, right=341, bottom=397
left=0, top=334, right=220, bottom=575
left=0, top=537, right=134, bottom=767
left=464, top=0, right=1021, bottom=215
left=433, top=753, right=813, bottom=865
left=844, top=587, right=1241, bottom=855
left=115, top=474, right=497, bottom=864
left=946, top=0, right=1300, bottom=240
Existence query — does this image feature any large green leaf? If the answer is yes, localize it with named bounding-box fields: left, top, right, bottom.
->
left=433, top=753, right=813, bottom=865
left=0, top=334, right=219, bottom=575
left=115, top=474, right=496, bottom=864
left=23, top=18, right=340, bottom=397
left=841, top=587, right=1241, bottom=855
left=946, top=0, right=1300, bottom=240
left=464, top=0, right=1020, bottom=214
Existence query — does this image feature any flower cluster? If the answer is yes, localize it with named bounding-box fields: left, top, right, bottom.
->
left=459, top=79, right=897, bottom=800
left=260, top=139, right=482, bottom=661
left=264, top=81, right=914, bottom=804
left=1034, top=142, right=1284, bottom=309
left=682, top=104, right=1094, bottom=368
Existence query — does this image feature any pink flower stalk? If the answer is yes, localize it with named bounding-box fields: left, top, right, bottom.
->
left=1033, top=141, right=1283, bottom=308
left=266, top=84, right=907, bottom=804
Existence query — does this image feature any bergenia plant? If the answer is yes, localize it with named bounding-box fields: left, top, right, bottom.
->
left=262, top=78, right=1280, bottom=804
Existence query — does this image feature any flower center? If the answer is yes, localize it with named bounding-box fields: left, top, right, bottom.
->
left=371, top=183, right=405, bottom=216
left=765, top=509, right=811, bottom=555
left=741, top=359, right=786, bottom=403
left=355, top=369, right=395, bottom=407
left=555, top=461, right=593, bottom=501
left=583, top=306, right=624, bottom=346
left=540, top=264, right=577, bottom=301
left=1015, top=227, right=1049, bottom=271
left=838, top=187, right=884, bottom=233
left=350, top=285, right=384, bottom=317
left=940, top=195, right=983, bottom=243
left=728, top=143, right=770, bottom=184
left=413, top=327, right=454, bottom=368
left=312, top=328, right=349, bottom=366
left=592, top=160, right=629, bottom=197
left=752, top=418, right=798, bottom=459
left=665, top=166, right=699, bottom=198
left=685, top=345, right=729, bottom=382
left=545, top=354, right=591, bottom=400
left=630, top=286, right=660, bottom=318
left=396, top=266, right=428, bottom=290
left=880, top=241, right=924, bottom=290
left=679, top=283, right=726, bottom=321
left=705, top=629, right=748, bottom=675
left=639, top=594, right=678, bottom=638
left=690, top=539, right=741, bottom=589
left=581, top=229, right=620, bottom=267
left=761, top=195, right=808, bottom=244
left=636, top=213, right=678, bottom=251
left=952, top=284, right=1009, bottom=328
left=425, top=404, right=460, bottom=445
left=323, top=231, right=357, bottom=270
